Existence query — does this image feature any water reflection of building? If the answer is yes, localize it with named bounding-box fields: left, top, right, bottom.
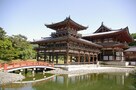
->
left=53, top=73, right=127, bottom=87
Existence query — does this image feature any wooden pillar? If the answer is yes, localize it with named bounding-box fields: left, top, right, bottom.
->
left=52, top=52, right=54, bottom=63
left=88, top=53, right=90, bottom=64
left=37, top=50, right=40, bottom=61
left=84, top=52, right=85, bottom=64
left=65, top=41, right=69, bottom=64
left=49, top=53, right=51, bottom=63
left=97, top=52, right=100, bottom=61
left=92, top=53, right=95, bottom=64
left=56, top=54, right=58, bottom=64
left=121, top=51, right=123, bottom=61
left=44, top=50, right=46, bottom=62
left=70, top=55, right=72, bottom=64
left=64, top=54, right=68, bottom=64
left=47, top=53, right=49, bottom=62
left=102, top=49, right=104, bottom=61
left=121, top=49, right=124, bottom=61
left=115, top=49, right=117, bottom=60
left=112, top=48, right=114, bottom=55
left=120, top=49, right=122, bottom=61
left=64, top=49, right=69, bottom=64
left=96, top=54, right=98, bottom=63
left=108, top=55, right=109, bottom=61
left=66, top=52, right=69, bottom=64
left=78, top=51, right=80, bottom=64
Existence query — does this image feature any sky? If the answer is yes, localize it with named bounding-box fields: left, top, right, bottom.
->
left=0, top=0, right=136, bottom=41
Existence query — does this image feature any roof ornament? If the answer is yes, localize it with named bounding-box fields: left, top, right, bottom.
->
left=68, top=15, right=70, bottom=19
left=66, top=15, right=71, bottom=20
left=101, top=22, right=104, bottom=25
left=86, top=25, right=89, bottom=28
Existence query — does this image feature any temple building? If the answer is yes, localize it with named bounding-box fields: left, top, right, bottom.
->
left=124, top=46, right=136, bottom=65
left=32, top=17, right=134, bottom=64
left=83, top=22, right=134, bottom=61
left=32, top=17, right=102, bottom=64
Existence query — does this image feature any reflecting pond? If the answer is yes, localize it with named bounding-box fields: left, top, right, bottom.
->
left=1, top=72, right=136, bottom=90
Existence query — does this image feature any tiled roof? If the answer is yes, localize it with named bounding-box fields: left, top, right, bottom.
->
left=83, top=30, right=120, bottom=37
left=45, top=17, right=88, bottom=31
left=125, top=47, right=136, bottom=52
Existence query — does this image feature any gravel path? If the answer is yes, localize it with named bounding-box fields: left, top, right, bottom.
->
left=0, top=72, right=25, bottom=85
left=46, top=67, right=135, bottom=75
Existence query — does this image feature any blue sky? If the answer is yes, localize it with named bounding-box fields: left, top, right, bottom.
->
left=0, top=0, right=136, bottom=41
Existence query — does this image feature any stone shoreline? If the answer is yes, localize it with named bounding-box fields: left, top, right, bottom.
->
left=0, top=67, right=135, bottom=85
left=46, top=67, right=135, bottom=75
left=0, top=72, right=25, bottom=85
left=14, top=75, right=56, bottom=84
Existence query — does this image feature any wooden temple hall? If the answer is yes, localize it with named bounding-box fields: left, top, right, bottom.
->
left=32, top=17, right=134, bottom=64
left=83, top=22, right=134, bottom=61
left=32, top=17, right=102, bottom=64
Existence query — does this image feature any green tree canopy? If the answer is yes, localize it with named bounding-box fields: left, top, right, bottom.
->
left=0, top=27, right=6, bottom=40
left=0, top=27, right=36, bottom=61
left=131, top=33, right=136, bottom=39
left=0, top=27, right=15, bottom=60
left=129, top=33, right=136, bottom=46
left=0, top=38, right=15, bottom=60
left=9, top=34, right=36, bottom=60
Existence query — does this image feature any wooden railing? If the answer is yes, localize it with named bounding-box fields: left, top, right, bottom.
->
left=0, top=61, right=54, bottom=71
left=0, top=63, right=2, bottom=69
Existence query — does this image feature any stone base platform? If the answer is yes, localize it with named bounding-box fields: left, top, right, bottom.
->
left=55, top=64, right=99, bottom=71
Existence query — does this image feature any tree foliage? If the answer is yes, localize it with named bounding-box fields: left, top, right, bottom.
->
left=129, top=33, right=136, bottom=46
left=0, top=27, right=6, bottom=40
left=0, top=38, right=15, bottom=60
left=0, top=27, right=36, bottom=61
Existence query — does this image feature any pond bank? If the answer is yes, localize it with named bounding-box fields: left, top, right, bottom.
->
left=14, top=75, right=56, bottom=84
left=46, top=67, right=135, bottom=75
left=0, top=72, right=25, bottom=85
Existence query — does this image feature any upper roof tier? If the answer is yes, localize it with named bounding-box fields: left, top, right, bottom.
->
left=45, top=17, right=88, bottom=31
left=94, top=22, right=115, bottom=33
left=83, top=25, right=134, bottom=43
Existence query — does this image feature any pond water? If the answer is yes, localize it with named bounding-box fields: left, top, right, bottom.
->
left=0, top=72, right=136, bottom=90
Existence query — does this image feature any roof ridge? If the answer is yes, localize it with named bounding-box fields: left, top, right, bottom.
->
left=45, top=17, right=88, bottom=31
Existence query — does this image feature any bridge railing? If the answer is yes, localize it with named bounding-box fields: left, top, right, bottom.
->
left=0, top=63, right=3, bottom=70
left=0, top=61, right=54, bottom=71
left=0, top=63, right=1, bottom=68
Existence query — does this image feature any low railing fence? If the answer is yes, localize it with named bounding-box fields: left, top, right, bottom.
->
left=0, top=61, right=54, bottom=71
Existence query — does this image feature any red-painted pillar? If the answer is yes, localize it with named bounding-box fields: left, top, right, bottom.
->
left=13, top=63, right=15, bottom=68
left=0, top=64, right=1, bottom=68
left=4, top=63, right=8, bottom=72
